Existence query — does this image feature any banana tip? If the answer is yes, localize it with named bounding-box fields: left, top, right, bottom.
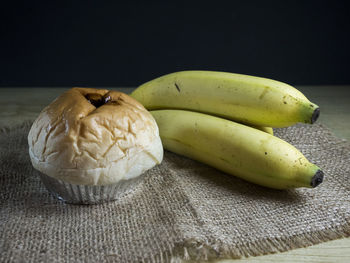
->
left=311, top=107, right=320, bottom=124
left=311, top=169, right=324, bottom=188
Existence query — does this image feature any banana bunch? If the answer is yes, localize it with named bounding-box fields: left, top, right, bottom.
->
left=131, top=71, right=324, bottom=189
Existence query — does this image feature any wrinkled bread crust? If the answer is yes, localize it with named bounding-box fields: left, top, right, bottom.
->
left=28, top=88, right=163, bottom=185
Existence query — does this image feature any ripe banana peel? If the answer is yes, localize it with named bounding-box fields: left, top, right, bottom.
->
left=150, top=110, right=324, bottom=189
left=249, top=125, right=273, bottom=135
left=131, top=71, right=320, bottom=128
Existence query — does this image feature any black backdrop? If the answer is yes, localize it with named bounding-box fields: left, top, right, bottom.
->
left=1, top=1, right=350, bottom=87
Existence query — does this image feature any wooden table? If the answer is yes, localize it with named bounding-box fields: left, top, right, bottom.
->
left=1, top=86, right=349, bottom=262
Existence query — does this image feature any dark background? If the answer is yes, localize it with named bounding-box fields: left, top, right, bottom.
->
left=1, top=1, right=350, bottom=87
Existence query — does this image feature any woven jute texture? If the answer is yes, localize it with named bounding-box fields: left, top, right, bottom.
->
left=1, top=122, right=350, bottom=263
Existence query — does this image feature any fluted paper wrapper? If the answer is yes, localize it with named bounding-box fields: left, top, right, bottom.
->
left=39, top=173, right=144, bottom=204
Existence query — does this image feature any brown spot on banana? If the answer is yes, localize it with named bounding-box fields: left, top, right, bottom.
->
left=259, top=86, right=269, bottom=99
left=174, top=83, right=181, bottom=92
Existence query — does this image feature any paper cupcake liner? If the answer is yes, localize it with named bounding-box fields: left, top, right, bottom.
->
left=39, top=173, right=143, bottom=204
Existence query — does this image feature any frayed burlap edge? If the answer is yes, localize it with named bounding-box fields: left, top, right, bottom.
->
left=103, top=220, right=350, bottom=263
left=168, top=220, right=350, bottom=262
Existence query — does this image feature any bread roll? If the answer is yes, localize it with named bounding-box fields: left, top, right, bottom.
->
left=28, top=87, right=163, bottom=186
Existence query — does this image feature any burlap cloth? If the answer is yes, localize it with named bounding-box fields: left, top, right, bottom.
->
left=1, top=122, right=350, bottom=263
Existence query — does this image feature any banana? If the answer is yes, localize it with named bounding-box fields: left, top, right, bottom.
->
left=150, top=110, right=324, bottom=189
left=249, top=125, right=273, bottom=135
left=131, top=71, right=320, bottom=128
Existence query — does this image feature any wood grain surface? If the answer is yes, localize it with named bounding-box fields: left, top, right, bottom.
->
left=1, top=86, right=349, bottom=262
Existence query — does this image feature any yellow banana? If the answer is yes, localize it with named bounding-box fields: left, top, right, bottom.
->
left=150, top=110, right=324, bottom=189
left=249, top=125, right=273, bottom=135
left=131, top=71, right=319, bottom=128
